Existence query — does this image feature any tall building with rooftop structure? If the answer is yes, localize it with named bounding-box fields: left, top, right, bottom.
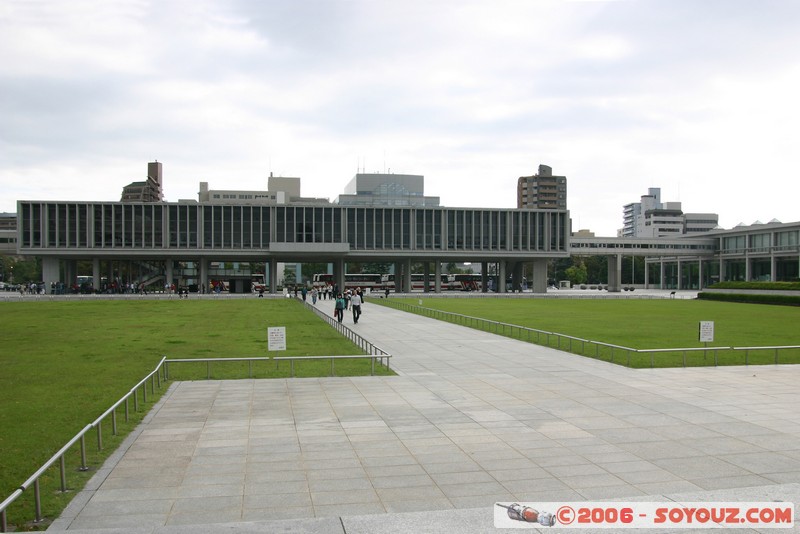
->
left=335, top=173, right=439, bottom=207
left=517, top=164, right=567, bottom=209
left=621, top=187, right=718, bottom=238
left=120, top=161, right=163, bottom=202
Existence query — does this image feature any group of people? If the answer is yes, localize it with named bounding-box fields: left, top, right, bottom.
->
left=333, top=287, right=364, bottom=324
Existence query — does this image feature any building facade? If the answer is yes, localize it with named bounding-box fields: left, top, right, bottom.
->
left=17, top=200, right=569, bottom=293
left=120, top=161, right=163, bottom=202
left=196, top=174, right=329, bottom=205
left=621, top=187, right=719, bottom=238
left=517, top=164, right=567, bottom=210
left=336, top=173, right=440, bottom=207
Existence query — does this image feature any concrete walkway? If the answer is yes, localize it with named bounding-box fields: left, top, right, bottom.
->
left=50, top=297, right=800, bottom=532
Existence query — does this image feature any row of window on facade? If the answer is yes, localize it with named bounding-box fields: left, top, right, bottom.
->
left=19, top=203, right=568, bottom=252
left=722, top=231, right=799, bottom=253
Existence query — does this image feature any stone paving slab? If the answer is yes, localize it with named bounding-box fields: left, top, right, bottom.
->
left=49, top=296, right=800, bottom=532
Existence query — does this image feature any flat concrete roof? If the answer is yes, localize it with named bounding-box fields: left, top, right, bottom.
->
left=48, top=293, right=800, bottom=532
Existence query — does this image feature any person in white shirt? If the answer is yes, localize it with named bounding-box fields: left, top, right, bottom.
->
left=350, top=291, right=362, bottom=323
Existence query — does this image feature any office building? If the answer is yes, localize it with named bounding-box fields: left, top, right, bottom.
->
left=621, top=187, right=718, bottom=238
left=197, top=174, right=328, bottom=205
left=335, top=173, right=439, bottom=207
left=120, top=161, right=163, bottom=202
left=517, top=165, right=567, bottom=209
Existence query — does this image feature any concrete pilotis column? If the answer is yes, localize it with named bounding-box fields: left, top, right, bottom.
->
left=334, top=259, right=345, bottom=292
left=677, top=260, right=682, bottom=290
left=423, top=262, right=431, bottom=293
left=498, top=261, right=507, bottom=293
left=644, top=260, right=650, bottom=289
left=269, top=259, right=278, bottom=294
left=42, top=257, right=60, bottom=293
left=481, top=262, right=488, bottom=293
left=166, top=259, right=174, bottom=289
left=93, top=258, right=100, bottom=292
left=698, top=259, right=703, bottom=289
left=434, top=261, right=442, bottom=293
left=771, top=255, right=777, bottom=282
left=660, top=261, right=665, bottom=289
left=511, top=262, right=523, bottom=292
left=532, top=258, right=547, bottom=294
left=200, top=258, right=209, bottom=293
left=402, top=259, right=412, bottom=293
left=607, top=254, right=622, bottom=292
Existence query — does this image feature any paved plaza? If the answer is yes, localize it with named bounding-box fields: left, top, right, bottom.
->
left=49, top=294, right=800, bottom=532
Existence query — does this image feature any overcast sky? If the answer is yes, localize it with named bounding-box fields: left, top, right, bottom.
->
left=2, top=0, right=798, bottom=236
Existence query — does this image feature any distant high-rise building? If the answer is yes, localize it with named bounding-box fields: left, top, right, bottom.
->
left=121, top=161, right=163, bottom=202
left=621, top=187, right=718, bottom=237
left=197, top=173, right=327, bottom=205
left=517, top=164, right=567, bottom=209
left=336, top=173, right=439, bottom=207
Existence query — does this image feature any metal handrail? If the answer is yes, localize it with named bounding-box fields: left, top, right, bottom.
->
left=302, top=299, right=391, bottom=357
left=163, top=354, right=392, bottom=380
left=379, top=299, right=800, bottom=368
left=1, top=357, right=167, bottom=532
left=733, top=345, right=800, bottom=365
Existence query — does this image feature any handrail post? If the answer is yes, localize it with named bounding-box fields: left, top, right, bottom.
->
left=112, top=407, right=117, bottom=435
left=371, top=356, right=375, bottom=376
left=133, top=388, right=139, bottom=412
left=59, top=455, right=67, bottom=492
left=207, top=361, right=211, bottom=379
left=683, top=350, right=686, bottom=367
left=79, top=434, right=88, bottom=471
left=124, top=396, right=129, bottom=422
left=142, top=381, right=147, bottom=404
left=331, top=357, right=335, bottom=377
left=33, top=479, right=41, bottom=523
left=97, top=421, right=103, bottom=450
left=745, top=349, right=749, bottom=365
left=775, top=348, right=779, bottom=365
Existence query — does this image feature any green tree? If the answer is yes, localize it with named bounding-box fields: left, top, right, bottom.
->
left=7, top=257, right=41, bottom=283
left=360, top=262, right=392, bottom=274
left=585, top=256, right=608, bottom=284
left=301, top=262, right=328, bottom=282
left=565, top=262, right=588, bottom=286
left=282, top=266, right=296, bottom=288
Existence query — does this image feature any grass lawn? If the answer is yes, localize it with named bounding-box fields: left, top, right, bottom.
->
left=378, top=297, right=800, bottom=367
left=0, top=298, right=390, bottom=529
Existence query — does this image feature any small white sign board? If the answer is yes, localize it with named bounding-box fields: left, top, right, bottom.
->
left=699, top=321, right=715, bottom=343
left=268, top=326, right=286, bottom=351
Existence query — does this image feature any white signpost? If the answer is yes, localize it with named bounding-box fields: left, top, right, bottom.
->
left=699, top=321, right=715, bottom=343
left=268, top=326, right=286, bottom=352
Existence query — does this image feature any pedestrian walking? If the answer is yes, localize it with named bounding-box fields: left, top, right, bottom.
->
left=334, top=293, right=346, bottom=323
left=350, top=291, right=362, bottom=323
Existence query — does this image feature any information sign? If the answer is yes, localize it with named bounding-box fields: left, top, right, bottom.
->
left=268, top=326, right=286, bottom=351
left=699, top=321, right=715, bottom=343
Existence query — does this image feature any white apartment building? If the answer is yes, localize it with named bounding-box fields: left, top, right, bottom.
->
left=621, top=187, right=719, bottom=238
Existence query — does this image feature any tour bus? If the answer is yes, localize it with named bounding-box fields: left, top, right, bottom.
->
left=451, top=273, right=481, bottom=291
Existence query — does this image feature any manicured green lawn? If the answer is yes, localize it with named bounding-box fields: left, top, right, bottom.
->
left=0, top=298, right=389, bottom=529
left=378, top=297, right=800, bottom=367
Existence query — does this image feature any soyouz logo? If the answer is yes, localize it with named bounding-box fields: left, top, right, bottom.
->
left=494, top=502, right=794, bottom=529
